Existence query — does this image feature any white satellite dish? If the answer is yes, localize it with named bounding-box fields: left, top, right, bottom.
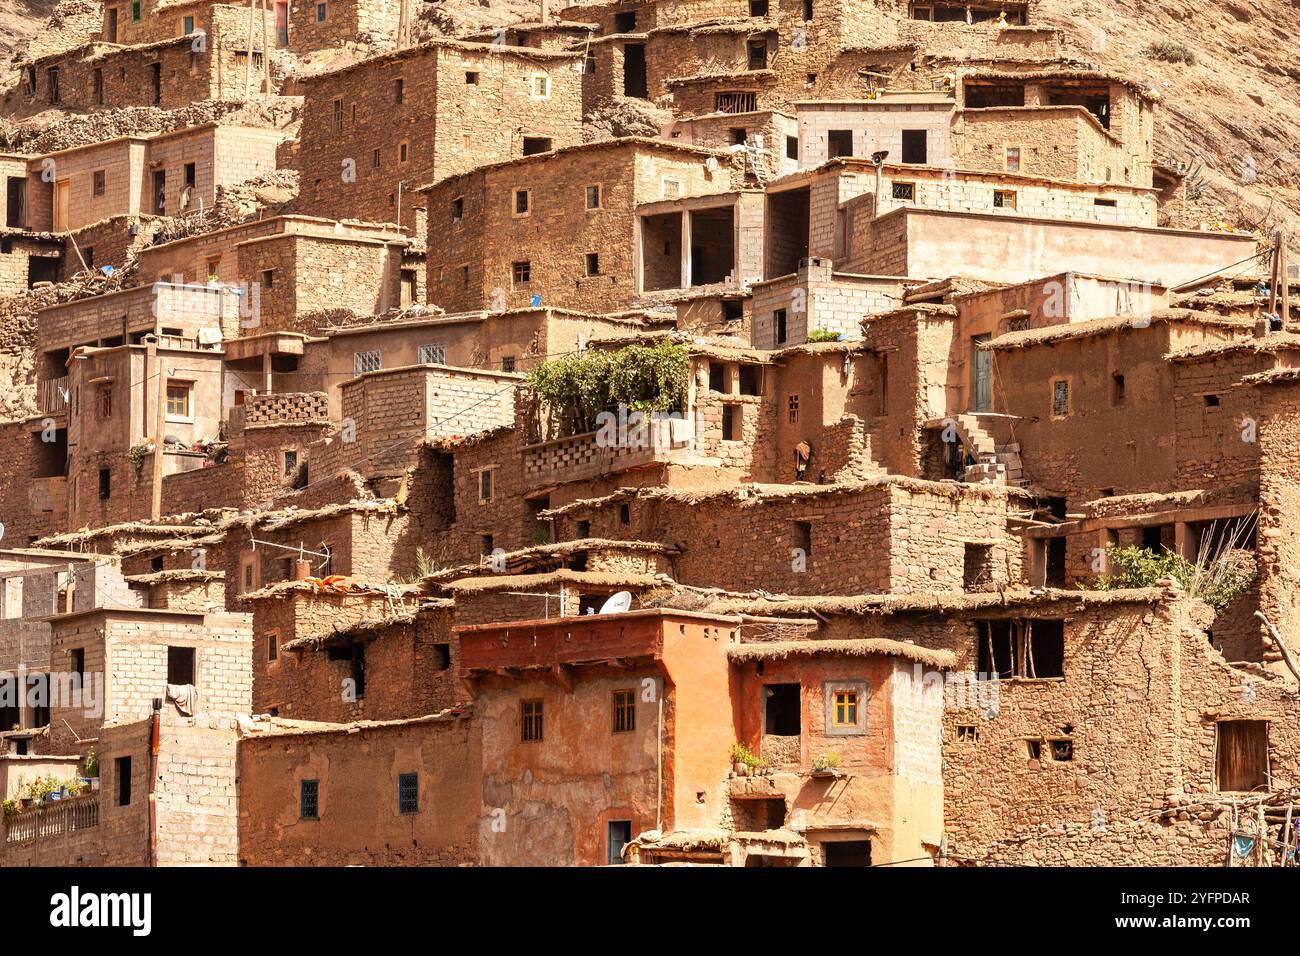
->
left=598, top=591, right=633, bottom=615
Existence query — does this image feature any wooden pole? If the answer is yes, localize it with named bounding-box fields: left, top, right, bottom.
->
left=150, top=339, right=167, bottom=521
left=261, top=0, right=271, bottom=95
left=1269, top=229, right=1282, bottom=317
left=244, top=0, right=255, bottom=99
left=1281, top=234, right=1291, bottom=329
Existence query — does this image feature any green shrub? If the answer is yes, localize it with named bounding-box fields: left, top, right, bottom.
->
left=1144, top=41, right=1195, bottom=65
left=806, top=328, right=843, bottom=343
left=1091, top=544, right=1255, bottom=609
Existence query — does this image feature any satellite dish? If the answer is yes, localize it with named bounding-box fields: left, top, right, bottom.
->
left=598, top=591, right=633, bottom=615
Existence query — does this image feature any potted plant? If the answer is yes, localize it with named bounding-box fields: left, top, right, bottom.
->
left=64, top=779, right=82, bottom=798
left=84, top=751, right=100, bottom=792
left=2, top=799, right=17, bottom=820
left=730, top=742, right=768, bottom=777
left=811, top=751, right=842, bottom=778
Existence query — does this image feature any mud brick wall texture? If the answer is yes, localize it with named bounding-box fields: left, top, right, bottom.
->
left=297, top=42, right=584, bottom=232
left=237, top=714, right=480, bottom=865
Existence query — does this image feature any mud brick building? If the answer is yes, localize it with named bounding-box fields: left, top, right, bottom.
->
left=297, top=40, right=585, bottom=232
left=422, top=138, right=737, bottom=313
left=23, top=125, right=283, bottom=233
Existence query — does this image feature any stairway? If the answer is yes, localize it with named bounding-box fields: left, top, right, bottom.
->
left=950, top=413, right=1026, bottom=487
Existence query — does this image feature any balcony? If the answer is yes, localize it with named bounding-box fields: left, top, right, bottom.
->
left=4, top=795, right=98, bottom=844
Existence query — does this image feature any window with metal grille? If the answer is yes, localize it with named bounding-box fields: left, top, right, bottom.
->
left=891, top=182, right=915, bottom=201
left=300, top=779, right=319, bottom=819
left=419, top=344, right=446, bottom=365
left=354, top=350, right=382, bottom=375
left=521, top=699, right=543, bottom=741
left=993, top=189, right=1017, bottom=209
left=613, top=690, right=635, bottom=733
left=398, top=773, right=419, bottom=814
left=1051, top=379, right=1070, bottom=418
left=715, top=91, right=757, bottom=114
left=788, top=394, right=799, bottom=423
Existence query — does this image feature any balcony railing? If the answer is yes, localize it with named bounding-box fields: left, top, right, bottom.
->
left=38, top=376, right=69, bottom=415
left=4, top=796, right=99, bottom=844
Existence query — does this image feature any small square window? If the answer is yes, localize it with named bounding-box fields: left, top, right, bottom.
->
left=531, top=74, right=551, bottom=98
left=166, top=382, right=192, bottom=419
left=354, top=350, right=382, bottom=375
left=521, top=699, right=543, bottom=741
left=994, top=189, right=1017, bottom=209
left=832, top=690, right=858, bottom=727
left=891, top=181, right=915, bottom=201
left=419, top=343, right=446, bottom=365
left=501, top=356, right=517, bottom=373
left=167, top=645, right=195, bottom=685
left=465, top=71, right=479, bottom=85
left=300, top=779, right=319, bottom=819
left=512, top=260, right=531, bottom=286
left=398, top=773, right=419, bottom=814
left=613, top=689, right=635, bottom=733
left=785, top=135, right=799, bottom=160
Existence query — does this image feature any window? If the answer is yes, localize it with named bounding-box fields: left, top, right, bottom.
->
left=774, top=308, right=788, bottom=345
left=619, top=503, right=631, bottom=525
left=788, top=394, right=799, bottom=423
left=184, top=162, right=196, bottom=189
left=261, top=268, right=274, bottom=289
left=47, top=67, right=60, bottom=105
left=513, top=189, right=531, bottom=216
left=398, top=773, right=419, bottom=814
left=465, top=71, right=479, bottom=85
left=183, top=15, right=194, bottom=33
left=747, top=39, right=768, bottom=71
left=1094, top=198, right=1117, bottom=208
left=957, top=724, right=979, bottom=744
left=98, top=468, right=111, bottom=500
left=167, top=646, right=195, bottom=685
left=1203, top=393, right=1221, bottom=407
left=372, top=147, right=381, bottom=168
left=460, top=265, right=470, bottom=288
left=1050, top=378, right=1070, bottom=418
left=722, top=404, right=743, bottom=441
left=393, top=78, right=404, bottom=103
left=95, top=385, right=112, bottom=419
left=1005, top=146, right=1021, bottom=173
left=785, top=135, right=798, bottom=160
left=522, top=136, right=552, bottom=156
left=116, top=756, right=132, bottom=807
left=92, top=68, right=103, bottom=105
left=613, top=690, right=635, bottom=733
left=130, top=0, right=140, bottom=19
left=608, top=820, right=632, bottom=865
left=71, top=648, right=85, bottom=691
left=501, top=356, right=517, bottom=373
left=613, top=10, right=637, bottom=30
left=93, top=170, right=106, bottom=197
left=480, top=534, right=494, bottom=556
left=419, top=343, right=446, bottom=365
left=478, top=467, right=494, bottom=503
left=823, top=840, right=871, bottom=867
left=282, top=449, right=298, bottom=478
left=739, top=365, right=761, bottom=395
left=512, top=261, right=531, bottom=286
left=833, top=691, right=858, bottom=727
left=531, top=74, right=551, bottom=98
left=764, top=683, right=801, bottom=736
left=891, top=181, right=915, bottom=201
left=585, top=252, right=600, bottom=276
left=399, top=141, right=409, bottom=163
left=827, top=129, right=853, bottom=158
left=268, top=627, right=279, bottom=662
left=333, top=98, right=343, bottom=131
left=1111, top=372, right=1126, bottom=406
left=449, top=197, right=464, bottom=222
left=354, top=350, right=382, bottom=375
left=792, top=520, right=811, bottom=555
left=715, top=91, right=757, bottom=113
left=901, top=129, right=927, bottom=164
left=300, top=780, right=319, bottom=819
left=975, top=619, right=1065, bottom=679
left=149, top=63, right=161, bottom=104
left=165, top=382, right=191, bottom=419
left=723, top=299, right=744, bottom=323
left=315, top=1, right=327, bottom=21
left=963, top=543, right=994, bottom=591
left=586, top=185, right=601, bottom=209
left=521, top=699, right=543, bottom=741
left=749, top=0, right=769, bottom=13
left=802, top=0, right=813, bottom=19
left=1216, top=720, right=1269, bottom=792
left=993, top=189, right=1017, bottom=209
